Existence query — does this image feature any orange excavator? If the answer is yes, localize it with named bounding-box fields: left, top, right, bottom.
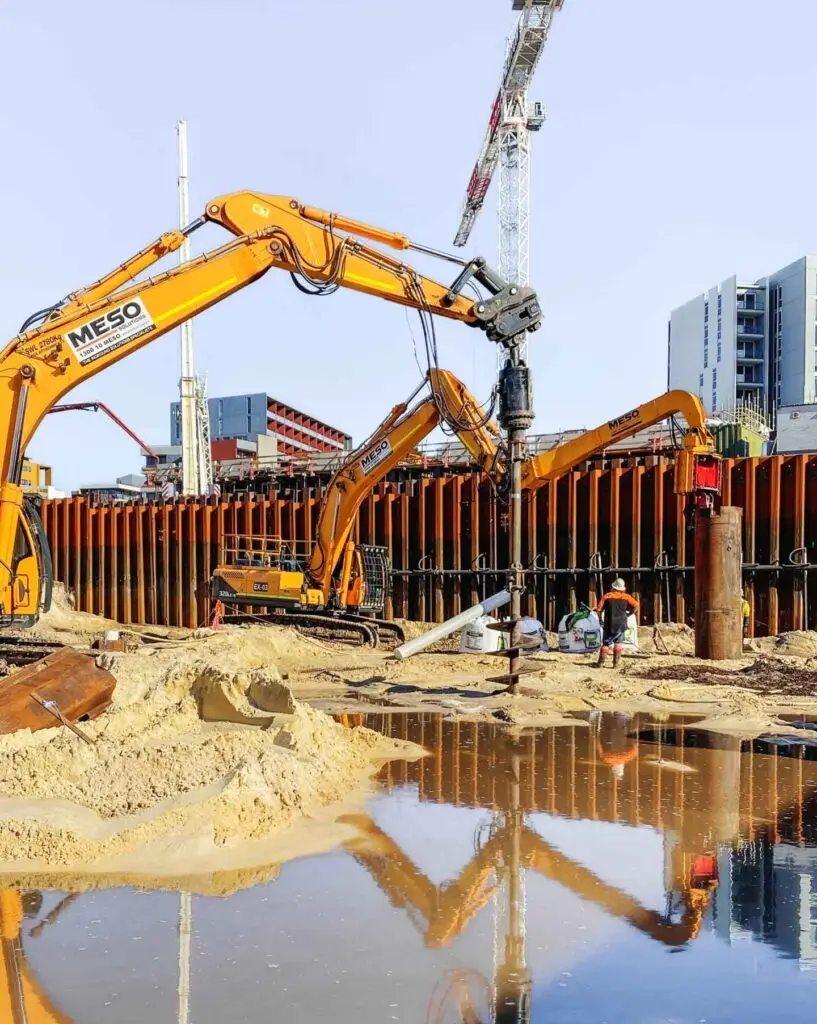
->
left=210, top=367, right=502, bottom=644
left=0, top=191, right=540, bottom=628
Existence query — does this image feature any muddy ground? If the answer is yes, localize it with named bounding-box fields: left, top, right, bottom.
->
left=1, top=587, right=816, bottom=883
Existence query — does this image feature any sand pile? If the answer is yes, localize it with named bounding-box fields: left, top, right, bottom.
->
left=26, top=582, right=121, bottom=643
left=639, top=623, right=695, bottom=656
left=758, top=630, right=817, bottom=661
left=0, top=625, right=419, bottom=876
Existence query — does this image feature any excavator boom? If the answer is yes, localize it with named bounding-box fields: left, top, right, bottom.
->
left=522, top=389, right=721, bottom=510
left=0, top=190, right=539, bottom=627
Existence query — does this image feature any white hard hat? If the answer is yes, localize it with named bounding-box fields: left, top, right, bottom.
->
left=612, top=578, right=626, bottom=592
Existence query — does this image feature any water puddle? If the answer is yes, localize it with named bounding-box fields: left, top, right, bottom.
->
left=6, top=711, right=817, bottom=1022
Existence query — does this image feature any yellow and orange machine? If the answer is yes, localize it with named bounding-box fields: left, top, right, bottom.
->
left=0, top=191, right=540, bottom=628
left=210, top=367, right=502, bottom=643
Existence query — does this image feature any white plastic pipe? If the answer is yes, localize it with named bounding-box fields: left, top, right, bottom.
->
left=392, top=590, right=510, bottom=661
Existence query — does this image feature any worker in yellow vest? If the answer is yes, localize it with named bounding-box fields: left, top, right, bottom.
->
left=741, top=591, right=751, bottom=638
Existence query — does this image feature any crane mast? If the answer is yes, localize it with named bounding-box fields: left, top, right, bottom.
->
left=454, top=0, right=565, bottom=362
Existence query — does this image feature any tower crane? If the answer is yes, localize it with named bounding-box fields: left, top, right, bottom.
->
left=453, top=0, right=566, bottom=361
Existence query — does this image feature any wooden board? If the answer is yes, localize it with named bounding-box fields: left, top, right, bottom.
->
left=0, top=648, right=115, bottom=735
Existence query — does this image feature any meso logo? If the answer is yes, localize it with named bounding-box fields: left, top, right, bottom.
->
left=607, top=408, right=641, bottom=433
left=360, top=439, right=393, bottom=475
left=64, top=298, right=155, bottom=365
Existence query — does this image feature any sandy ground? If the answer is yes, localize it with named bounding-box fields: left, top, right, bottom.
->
left=280, top=619, right=817, bottom=737
left=0, top=589, right=422, bottom=886
left=2, top=587, right=817, bottom=887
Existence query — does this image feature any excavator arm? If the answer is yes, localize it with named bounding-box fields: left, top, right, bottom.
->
left=522, top=390, right=721, bottom=510
left=340, top=815, right=501, bottom=949
left=0, top=191, right=540, bottom=625
left=341, top=817, right=714, bottom=951
left=519, top=826, right=714, bottom=946
left=307, top=368, right=500, bottom=599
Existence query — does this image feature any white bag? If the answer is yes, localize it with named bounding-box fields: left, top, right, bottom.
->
left=622, top=613, right=640, bottom=651
left=459, top=615, right=503, bottom=653
left=558, top=609, right=603, bottom=653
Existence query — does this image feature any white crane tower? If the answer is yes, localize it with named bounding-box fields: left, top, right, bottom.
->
left=177, top=120, right=214, bottom=497
left=453, top=0, right=565, bottom=361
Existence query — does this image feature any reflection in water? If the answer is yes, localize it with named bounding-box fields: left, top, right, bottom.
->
left=0, top=888, right=71, bottom=1023
left=8, top=711, right=817, bottom=1021
left=340, top=711, right=817, bottom=1020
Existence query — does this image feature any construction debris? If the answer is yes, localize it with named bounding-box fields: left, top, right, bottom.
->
left=0, top=648, right=115, bottom=735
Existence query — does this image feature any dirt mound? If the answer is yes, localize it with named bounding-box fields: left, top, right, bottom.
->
left=758, top=631, right=817, bottom=660
left=639, top=623, right=695, bottom=656
left=28, top=582, right=120, bottom=642
left=0, top=633, right=420, bottom=875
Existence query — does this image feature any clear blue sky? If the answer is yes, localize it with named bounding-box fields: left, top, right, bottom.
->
left=2, top=0, right=816, bottom=490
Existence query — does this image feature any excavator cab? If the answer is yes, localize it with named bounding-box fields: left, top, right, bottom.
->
left=337, top=543, right=391, bottom=615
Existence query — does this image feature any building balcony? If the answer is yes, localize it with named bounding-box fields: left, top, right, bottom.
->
left=737, top=325, right=764, bottom=338
left=736, top=302, right=764, bottom=314
left=736, top=355, right=764, bottom=365
left=736, top=380, right=764, bottom=389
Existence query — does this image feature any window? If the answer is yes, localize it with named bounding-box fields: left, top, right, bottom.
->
left=699, top=372, right=704, bottom=391
left=717, top=293, right=723, bottom=314
left=711, top=368, right=717, bottom=411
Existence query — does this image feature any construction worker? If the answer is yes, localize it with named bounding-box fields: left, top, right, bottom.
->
left=596, top=578, right=639, bottom=668
left=742, top=590, right=751, bottom=638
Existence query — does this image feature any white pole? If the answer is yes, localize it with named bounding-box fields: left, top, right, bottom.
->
left=178, top=891, right=192, bottom=1024
left=392, top=590, right=510, bottom=661
left=178, top=119, right=199, bottom=496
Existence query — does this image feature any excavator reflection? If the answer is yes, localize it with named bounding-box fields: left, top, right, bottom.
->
left=339, top=713, right=721, bottom=1023
left=0, top=889, right=72, bottom=1023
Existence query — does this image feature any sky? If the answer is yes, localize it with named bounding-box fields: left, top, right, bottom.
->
left=2, top=0, right=817, bottom=490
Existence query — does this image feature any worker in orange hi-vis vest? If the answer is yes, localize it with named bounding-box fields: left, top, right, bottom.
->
left=595, top=578, right=639, bottom=669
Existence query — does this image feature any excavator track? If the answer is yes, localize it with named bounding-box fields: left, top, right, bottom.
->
left=282, top=614, right=380, bottom=648
left=357, top=618, right=405, bottom=644
left=221, top=611, right=381, bottom=647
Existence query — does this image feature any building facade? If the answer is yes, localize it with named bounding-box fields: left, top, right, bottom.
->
left=668, top=256, right=817, bottom=424
left=170, top=392, right=351, bottom=457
